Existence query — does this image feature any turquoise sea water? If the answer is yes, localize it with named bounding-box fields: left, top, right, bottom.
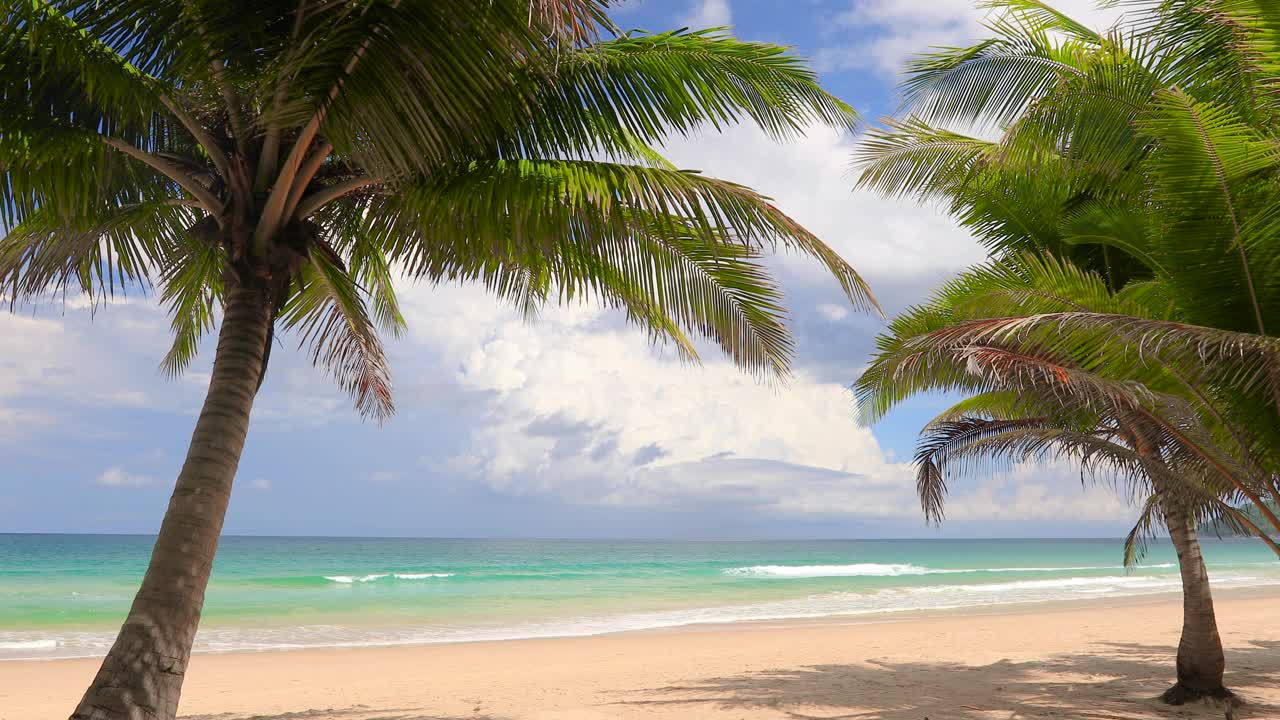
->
left=1, top=534, right=1277, bottom=660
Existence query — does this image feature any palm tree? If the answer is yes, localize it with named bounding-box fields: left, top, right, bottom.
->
left=915, top=407, right=1232, bottom=703
left=854, top=253, right=1280, bottom=701
left=0, top=2, right=876, bottom=717
left=852, top=0, right=1280, bottom=701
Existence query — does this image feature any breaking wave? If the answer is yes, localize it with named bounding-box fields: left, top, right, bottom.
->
left=324, top=572, right=454, bottom=584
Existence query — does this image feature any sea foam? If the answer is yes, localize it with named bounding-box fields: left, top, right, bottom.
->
left=724, top=563, right=931, bottom=577
left=0, top=639, right=57, bottom=650
left=324, top=572, right=453, bottom=584
left=722, top=562, right=1176, bottom=578
left=324, top=574, right=388, bottom=584
left=4, top=571, right=1274, bottom=661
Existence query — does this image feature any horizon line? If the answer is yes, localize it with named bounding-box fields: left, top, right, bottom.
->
left=0, top=532, right=1173, bottom=542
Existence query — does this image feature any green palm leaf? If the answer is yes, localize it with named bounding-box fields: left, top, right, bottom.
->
left=278, top=246, right=393, bottom=421
left=507, top=28, right=859, bottom=161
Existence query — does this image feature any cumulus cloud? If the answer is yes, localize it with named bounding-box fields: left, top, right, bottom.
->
left=0, top=298, right=201, bottom=447
left=378, top=119, right=1138, bottom=528
left=415, top=286, right=1135, bottom=525
left=946, top=461, right=1138, bottom=523
left=439, top=310, right=916, bottom=511
left=96, top=467, right=157, bottom=488
left=658, top=123, right=985, bottom=285
left=681, top=0, right=732, bottom=28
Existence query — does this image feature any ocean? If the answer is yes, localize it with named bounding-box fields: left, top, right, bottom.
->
left=2, top=534, right=1277, bottom=661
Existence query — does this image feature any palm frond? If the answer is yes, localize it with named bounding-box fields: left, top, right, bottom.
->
left=158, top=225, right=225, bottom=377
left=278, top=246, right=393, bottom=421
left=371, top=158, right=876, bottom=315
left=1123, top=493, right=1163, bottom=567
left=3, top=1, right=168, bottom=122
left=1138, top=88, right=1280, bottom=334
left=352, top=167, right=803, bottom=377
left=915, top=416, right=1054, bottom=523
left=983, top=0, right=1108, bottom=42
left=1216, top=0, right=1280, bottom=95
left=0, top=198, right=195, bottom=303
left=900, top=12, right=1094, bottom=127
left=505, top=28, right=859, bottom=162
left=854, top=120, right=1003, bottom=201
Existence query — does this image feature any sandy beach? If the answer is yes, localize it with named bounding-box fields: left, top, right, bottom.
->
left=2, top=590, right=1277, bottom=720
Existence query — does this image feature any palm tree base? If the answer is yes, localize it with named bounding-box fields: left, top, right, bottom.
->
left=1160, top=681, right=1237, bottom=707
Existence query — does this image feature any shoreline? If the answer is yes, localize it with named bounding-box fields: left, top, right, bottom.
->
left=4, top=589, right=1278, bottom=719
left=4, top=584, right=1279, bottom=664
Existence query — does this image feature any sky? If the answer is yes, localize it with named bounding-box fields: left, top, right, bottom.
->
left=0, top=0, right=1141, bottom=539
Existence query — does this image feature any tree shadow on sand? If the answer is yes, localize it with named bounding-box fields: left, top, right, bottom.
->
left=619, top=639, right=1280, bottom=720
left=182, top=708, right=509, bottom=720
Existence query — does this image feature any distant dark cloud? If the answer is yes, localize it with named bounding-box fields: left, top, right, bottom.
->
left=631, top=443, right=667, bottom=466
left=525, top=413, right=603, bottom=438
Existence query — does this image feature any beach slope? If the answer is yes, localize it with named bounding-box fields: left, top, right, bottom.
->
left=2, top=592, right=1277, bottom=720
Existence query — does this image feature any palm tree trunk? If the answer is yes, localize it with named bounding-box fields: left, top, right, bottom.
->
left=1161, top=499, right=1231, bottom=704
left=71, top=286, right=272, bottom=720
left=1125, top=426, right=1233, bottom=705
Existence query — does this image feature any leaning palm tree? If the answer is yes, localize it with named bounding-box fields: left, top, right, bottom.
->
left=854, top=253, right=1280, bottom=702
left=920, top=404, right=1236, bottom=699
left=913, top=408, right=1234, bottom=703
left=870, top=257, right=1276, bottom=702
left=0, top=2, right=875, bottom=717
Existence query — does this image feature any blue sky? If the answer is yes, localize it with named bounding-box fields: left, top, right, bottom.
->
left=0, top=0, right=1140, bottom=539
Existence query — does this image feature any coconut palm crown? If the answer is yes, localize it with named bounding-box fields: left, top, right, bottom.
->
left=854, top=0, right=1280, bottom=531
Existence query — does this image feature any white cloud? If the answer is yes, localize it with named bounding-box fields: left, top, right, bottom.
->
left=817, top=303, right=850, bottom=322
left=947, top=461, right=1137, bottom=523
left=381, top=120, right=1141, bottom=527
left=818, top=0, right=1130, bottom=76
left=658, top=123, right=985, bottom=283
left=820, top=0, right=982, bottom=76
left=681, top=0, right=732, bottom=28
left=0, top=298, right=208, bottom=443
left=402, top=282, right=1137, bottom=524
left=0, top=115, right=1135, bottom=530
left=0, top=313, right=76, bottom=400
left=436, top=306, right=919, bottom=513
left=96, top=466, right=157, bottom=488
left=0, top=292, right=359, bottom=441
